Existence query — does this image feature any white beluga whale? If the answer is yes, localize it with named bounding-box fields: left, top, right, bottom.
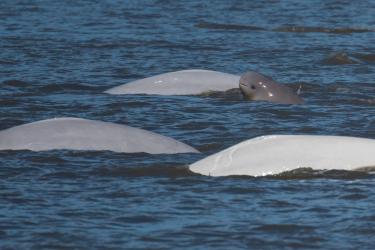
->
left=105, top=69, right=304, bottom=104
left=189, top=135, right=375, bottom=177
left=105, top=69, right=240, bottom=95
left=0, top=117, right=199, bottom=154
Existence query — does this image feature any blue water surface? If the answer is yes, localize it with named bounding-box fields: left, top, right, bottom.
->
left=1, top=0, right=375, bottom=249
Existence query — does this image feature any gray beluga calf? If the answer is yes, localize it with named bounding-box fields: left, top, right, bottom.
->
left=0, top=117, right=199, bottom=154
left=239, top=71, right=304, bottom=104
left=105, top=69, right=240, bottom=95
left=189, top=135, right=375, bottom=177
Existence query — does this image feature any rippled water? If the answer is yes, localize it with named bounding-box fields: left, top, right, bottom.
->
left=1, top=0, right=375, bottom=249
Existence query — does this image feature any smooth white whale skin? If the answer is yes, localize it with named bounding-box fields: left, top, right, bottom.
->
left=0, top=117, right=199, bottom=154
left=105, top=69, right=240, bottom=95
left=189, top=135, right=375, bottom=177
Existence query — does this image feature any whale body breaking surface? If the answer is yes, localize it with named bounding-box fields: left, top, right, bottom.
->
left=189, top=135, right=375, bottom=177
left=0, top=117, right=199, bottom=154
left=105, top=69, right=240, bottom=95
left=105, top=69, right=303, bottom=104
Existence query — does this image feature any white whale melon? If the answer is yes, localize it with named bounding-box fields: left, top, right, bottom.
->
left=105, top=69, right=240, bottom=95
left=189, top=135, right=375, bottom=177
left=0, top=117, right=199, bottom=154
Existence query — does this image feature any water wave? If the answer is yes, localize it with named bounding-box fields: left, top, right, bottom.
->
left=195, top=22, right=265, bottom=31
left=90, top=165, right=197, bottom=178
left=275, top=26, right=374, bottom=34
left=268, top=167, right=373, bottom=180
left=352, top=53, right=375, bottom=63
left=196, top=23, right=375, bottom=34
left=321, top=52, right=360, bottom=65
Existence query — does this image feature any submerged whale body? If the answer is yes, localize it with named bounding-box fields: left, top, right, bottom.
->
left=0, top=117, right=199, bottom=154
left=189, top=135, right=375, bottom=177
left=105, top=69, right=240, bottom=95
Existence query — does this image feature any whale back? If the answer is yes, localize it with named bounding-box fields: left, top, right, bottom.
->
left=105, top=69, right=240, bottom=95
left=239, top=71, right=303, bottom=104
left=189, top=135, right=375, bottom=176
left=0, top=118, right=199, bottom=154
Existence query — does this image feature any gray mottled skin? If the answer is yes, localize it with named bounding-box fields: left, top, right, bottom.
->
left=239, top=71, right=304, bottom=104
left=0, top=118, right=199, bottom=154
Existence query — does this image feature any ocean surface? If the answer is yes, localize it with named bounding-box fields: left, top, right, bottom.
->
left=1, top=0, right=375, bottom=249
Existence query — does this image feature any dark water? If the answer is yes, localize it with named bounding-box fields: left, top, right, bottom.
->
left=1, top=0, right=375, bottom=249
